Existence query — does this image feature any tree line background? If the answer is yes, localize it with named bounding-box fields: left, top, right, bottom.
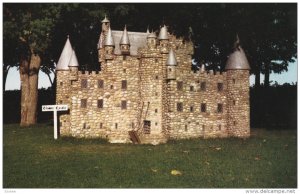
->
left=3, top=3, right=297, bottom=128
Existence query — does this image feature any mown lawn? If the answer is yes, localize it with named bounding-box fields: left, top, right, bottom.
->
left=3, top=123, right=297, bottom=188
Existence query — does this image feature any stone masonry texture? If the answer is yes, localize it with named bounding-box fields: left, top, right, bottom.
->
left=56, top=19, right=250, bottom=145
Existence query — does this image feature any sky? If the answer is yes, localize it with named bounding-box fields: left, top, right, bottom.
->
left=5, top=60, right=297, bottom=90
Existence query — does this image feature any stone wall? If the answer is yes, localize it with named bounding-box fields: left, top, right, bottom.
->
left=226, top=70, right=250, bottom=138
left=56, top=33, right=250, bottom=144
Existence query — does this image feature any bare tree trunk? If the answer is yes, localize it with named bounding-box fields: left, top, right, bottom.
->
left=20, top=55, right=30, bottom=126
left=26, top=53, right=41, bottom=125
left=19, top=53, right=41, bottom=126
left=264, top=63, right=270, bottom=88
left=255, top=65, right=260, bottom=88
left=3, top=65, right=10, bottom=91
left=45, top=71, right=54, bottom=88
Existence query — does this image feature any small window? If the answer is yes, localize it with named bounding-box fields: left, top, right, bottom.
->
left=83, top=123, right=86, bottom=129
left=169, top=68, right=172, bottom=72
left=100, top=123, right=103, bottom=129
left=155, top=122, right=158, bottom=126
left=233, top=79, right=236, bottom=84
left=97, top=99, right=103, bottom=109
left=177, top=81, right=183, bottom=91
left=201, top=103, right=206, bottom=112
left=123, top=69, right=126, bottom=73
left=155, top=75, right=159, bottom=80
left=217, top=103, right=223, bottom=113
left=190, top=86, right=194, bottom=91
left=98, top=80, right=104, bottom=88
left=155, top=109, right=158, bottom=113
left=110, top=85, right=113, bottom=89
left=185, top=125, right=188, bottom=131
left=155, top=58, right=158, bottom=63
left=60, top=82, right=63, bottom=86
left=81, top=79, right=87, bottom=88
left=123, top=55, right=127, bottom=61
left=190, top=106, right=194, bottom=112
left=200, top=82, right=206, bottom=91
left=121, top=100, right=127, bottom=109
left=233, top=100, right=236, bottom=105
left=177, top=102, right=183, bottom=112
left=202, top=125, right=205, bottom=131
left=59, top=100, right=62, bottom=104
left=217, top=83, right=223, bottom=92
left=122, top=80, right=127, bottom=90
left=233, top=121, right=237, bottom=126
left=115, top=123, right=118, bottom=129
left=81, top=99, right=87, bottom=108
left=143, top=120, right=151, bottom=134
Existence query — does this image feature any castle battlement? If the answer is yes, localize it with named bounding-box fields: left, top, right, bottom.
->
left=55, top=17, right=250, bottom=144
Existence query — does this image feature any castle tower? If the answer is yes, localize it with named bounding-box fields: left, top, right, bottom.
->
left=56, top=36, right=74, bottom=136
left=166, top=48, right=177, bottom=80
left=104, top=26, right=115, bottom=60
left=68, top=50, right=79, bottom=81
left=225, top=35, right=251, bottom=138
left=158, top=25, right=169, bottom=53
left=147, top=31, right=157, bottom=49
left=98, top=15, right=111, bottom=64
left=119, top=25, right=130, bottom=55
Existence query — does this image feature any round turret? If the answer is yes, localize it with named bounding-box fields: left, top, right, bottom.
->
left=120, top=25, right=130, bottom=55
left=68, top=50, right=79, bottom=67
left=166, top=48, right=177, bottom=80
left=158, top=25, right=169, bottom=40
left=101, top=15, right=110, bottom=23
left=104, top=27, right=115, bottom=46
left=225, top=36, right=250, bottom=70
left=166, top=48, right=177, bottom=66
left=147, top=31, right=157, bottom=49
left=56, top=36, right=72, bottom=71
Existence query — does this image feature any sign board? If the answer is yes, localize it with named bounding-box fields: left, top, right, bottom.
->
left=42, top=104, right=69, bottom=139
left=42, top=105, right=68, bottom=111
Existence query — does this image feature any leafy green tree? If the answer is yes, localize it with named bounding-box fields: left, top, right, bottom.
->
left=3, top=3, right=63, bottom=126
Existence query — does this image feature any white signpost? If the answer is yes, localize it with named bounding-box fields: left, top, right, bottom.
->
left=42, top=105, right=68, bottom=140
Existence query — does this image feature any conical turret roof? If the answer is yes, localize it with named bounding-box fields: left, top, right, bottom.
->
left=166, top=48, right=177, bottom=66
left=101, top=15, right=110, bottom=23
left=56, top=36, right=72, bottom=70
left=147, top=31, right=157, bottom=39
left=120, top=25, right=130, bottom=45
left=104, top=27, right=115, bottom=46
left=158, top=25, right=169, bottom=40
left=68, top=50, right=79, bottom=67
left=225, top=35, right=250, bottom=70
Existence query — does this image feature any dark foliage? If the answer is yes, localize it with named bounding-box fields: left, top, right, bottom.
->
left=3, top=88, right=55, bottom=124
left=250, top=84, right=297, bottom=129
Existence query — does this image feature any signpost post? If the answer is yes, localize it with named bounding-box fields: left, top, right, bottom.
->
left=42, top=105, right=68, bottom=139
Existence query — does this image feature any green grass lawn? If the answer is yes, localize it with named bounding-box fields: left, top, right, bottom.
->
left=3, top=123, right=297, bottom=188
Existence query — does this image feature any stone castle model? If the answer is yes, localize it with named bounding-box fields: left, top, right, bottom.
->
left=56, top=16, right=250, bottom=144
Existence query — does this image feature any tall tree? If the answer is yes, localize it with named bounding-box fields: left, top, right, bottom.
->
left=3, top=3, right=62, bottom=126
